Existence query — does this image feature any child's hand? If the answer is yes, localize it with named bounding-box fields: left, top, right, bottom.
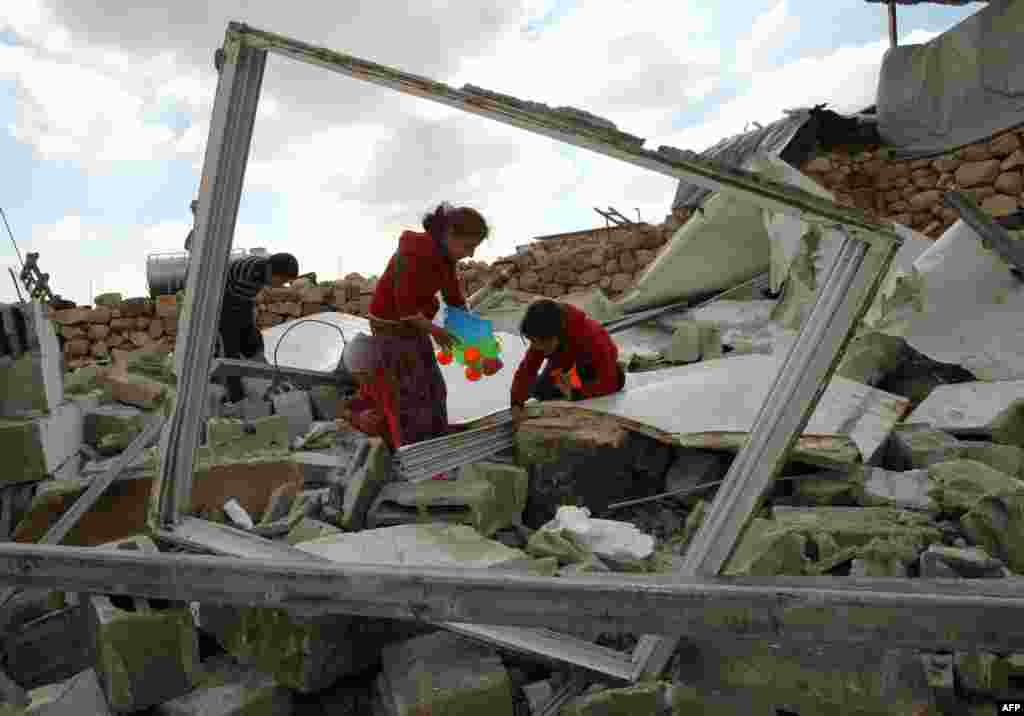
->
left=555, top=372, right=574, bottom=399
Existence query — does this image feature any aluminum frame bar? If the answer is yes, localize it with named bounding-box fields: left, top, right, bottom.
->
left=154, top=39, right=267, bottom=528
left=1, top=543, right=1024, bottom=651
left=635, top=232, right=900, bottom=678
left=943, top=190, right=1024, bottom=272
left=209, top=357, right=354, bottom=389
left=229, top=23, right=900, bottom=245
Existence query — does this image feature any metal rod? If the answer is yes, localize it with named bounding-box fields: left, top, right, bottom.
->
left=0, top=208, right=24, bottom=269
left=0, top=542, right=1023, bottom=651
left=943, top=190, right=1024, bottom=272
left=153, top=38, right=267, bottom=528
left=888, top=0, right=898, bottom=49
left=8, top=268, right=24, bottom=303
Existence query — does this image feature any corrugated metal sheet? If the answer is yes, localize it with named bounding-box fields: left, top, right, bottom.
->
left=671, top=111, right=813, bottom=210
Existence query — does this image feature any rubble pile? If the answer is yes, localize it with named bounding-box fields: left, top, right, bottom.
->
left=802, top=125, right=1024, bottom=238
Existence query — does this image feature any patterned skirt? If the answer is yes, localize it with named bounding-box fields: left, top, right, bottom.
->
left=369, top=329, right=448, bottom=446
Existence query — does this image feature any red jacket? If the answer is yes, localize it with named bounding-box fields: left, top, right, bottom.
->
left=510, top=304, right=621, bottom=407
left=369, top=230, right=466, bottom=322
left=347, top=368, right=402, bottom=449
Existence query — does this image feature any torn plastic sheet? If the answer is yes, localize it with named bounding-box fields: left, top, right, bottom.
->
left=261, top=312, right=530, bottom=424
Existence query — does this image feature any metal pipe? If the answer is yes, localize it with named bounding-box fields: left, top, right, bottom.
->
left=0, top=209, right=24, bottom=270
left=888, top=0, right=898, bottom=49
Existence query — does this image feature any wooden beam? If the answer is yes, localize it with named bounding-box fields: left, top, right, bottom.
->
left=0, top=543, right=1024, bottom=652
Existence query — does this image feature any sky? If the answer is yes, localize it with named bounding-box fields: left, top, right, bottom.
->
left=0, top=0, right=984, bottom=305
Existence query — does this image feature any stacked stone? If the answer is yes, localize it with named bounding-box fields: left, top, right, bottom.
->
left=51, top=297, right=176, bottom=371
left=801, top=126, right=1024, bottom=238
left=255, top=274, right=377, bottom=329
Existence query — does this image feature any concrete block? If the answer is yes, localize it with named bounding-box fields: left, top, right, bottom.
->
left=206, top=416, right=290, bottom=460
left=927, top=459, right=1024, bottom=513
left=339, top=436, right=392, bottom=531
left=722, top=518, right=807, bottom=576
left=0, top=397, right=93, bottom=484
left=663, top=321, right=700, bottom=363
left=857, top=466, right=937, bottom=511
left=890, top=423, right=963, bottom=469
left=0, top=302, right=63, bottom=418
left=3, top=605, right=93, bottom=690
left=23, top=669, right=111, bottom=715
left=84, top=404, right=144, bottom=453
left=153, top=673, right=292, bottom=716
left=368, top=460, right=528, bottom=537
left=308, top=384, right=339, bottom=421
left=376, top=631, right=513, bottom=716
left=199, top=605, right=387, bottom=694
left=270, top=390, right=313, bottom=444
left=771, top=506, right=941, bottom=550
left=962, top=490, right=1024, bottom=573
left=88, top=536, right=199, bottom=712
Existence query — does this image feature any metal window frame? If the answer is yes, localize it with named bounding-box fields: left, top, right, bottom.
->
left=9, top=20, right=1016, bottom=683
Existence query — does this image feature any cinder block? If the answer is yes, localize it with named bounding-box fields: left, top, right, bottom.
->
left=0, top=397, right=95, bottom=483
left=0, top=302, right=63, bottom=417
left=87, top=536, right=200, bottom=712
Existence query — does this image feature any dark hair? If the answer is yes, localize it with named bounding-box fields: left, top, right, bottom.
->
left=422, top=203, right=489, bottom=243
left=268, top=253, right=299, bottom=278
left=519, top=299, right=564, bottom=341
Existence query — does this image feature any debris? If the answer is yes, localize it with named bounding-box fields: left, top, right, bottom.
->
left=927, top=459, right=1024, bottom=513
left=920, top=544, right=1006, bottom=579
left=0, top=397, right=94, bottom=484
left=723, top=518, right=807, bottom=576
left=662, top=448, right=730, bottom=506
left=909, top=381, right=1024, bottom=435
left=152, top=672, right=292, bottom=716
left=770, top=506, right=941, bottom=549
left=284, top=517, right=340, bottom=545
left=222, top=499, right=254, bottom=529
left=375, top=631, right=514, bottom=716
left=960, top=441, right=1024, bottom=479
left=990, top=398, right=1024, bottom=449
left=889, top=423, right=963, bottom=470
left=961, top=489, right=1024, bottom=572
left=368, top=460, right=528, bottom=537
left=270, top=389, right=313, bottom=444
left=541, top=506, right=655, bottom=562
left=3, top=602, right=93, bottom=690
left=0, top=301, right=63, bottom=417
left=561, top=682, right=661, bottom=716
left=858, top=466, right=937, bottom=512
left=206, top=416, right=290, bottom=459
left=84, top=404, right=144, bottom=455
left=338, top=435, right=391, bottom=531
left=19, top=669, right=111, bottom=716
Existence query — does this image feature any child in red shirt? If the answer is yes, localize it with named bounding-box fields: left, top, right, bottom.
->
left=337, top=333, right=402, bottom=449
left=509, top=300, right=626, bottom=423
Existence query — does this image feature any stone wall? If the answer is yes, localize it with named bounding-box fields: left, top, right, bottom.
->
left=801, top=124, right=1024, bottom=238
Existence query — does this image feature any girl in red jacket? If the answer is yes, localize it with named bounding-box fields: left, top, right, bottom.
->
left=509, top=299, right=626, bottom=423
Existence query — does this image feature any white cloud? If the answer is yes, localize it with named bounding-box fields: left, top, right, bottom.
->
left=656, top=29, right=940, bottom=155
left=734, top=1, right=797, bottom=73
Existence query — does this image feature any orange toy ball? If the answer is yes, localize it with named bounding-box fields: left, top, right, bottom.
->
left=436, top=351, right=453, bottom=365
left=463, top=346, right=481, bottom=362
left=465, top=367, right=482, bottom=381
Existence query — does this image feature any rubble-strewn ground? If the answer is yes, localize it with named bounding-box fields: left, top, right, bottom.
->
left=4, top=122, right=1024, bottom=715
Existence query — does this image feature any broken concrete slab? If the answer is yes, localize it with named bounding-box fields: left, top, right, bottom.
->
left=0, top=302, right=63, bottom=419
left=295, top=523, right=528, bottom=568
left=889, top=423, right=964, bottom=469
left=857, top=467, right=937, bottom=511
left=339, top=435, right=391, bottom=531
left=909, top=380, right=1024, bottom=435
left=290, top=451, right=340, bottom=486
left=962, top=489, right=1024, bottom=572
left=990, top=398, right=1024, bottom=449
left=20, top=669, right=111, bottom=716
left=367, top=460, right=528, bottom=537
left=152, top=673, right=292, bottom=716
left=722, top=518, right=808, bottom=576
left=770, top=506, right=941, bottom=549
left=836, top=331, right=911, bottom=388
left=961, top=441, right=1024, bottom=479
left=375, top=631, right=513, bottom=716
left=920, top=544, right=1006, bottom=578
left=927, top=459, right=1024, bottom=513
